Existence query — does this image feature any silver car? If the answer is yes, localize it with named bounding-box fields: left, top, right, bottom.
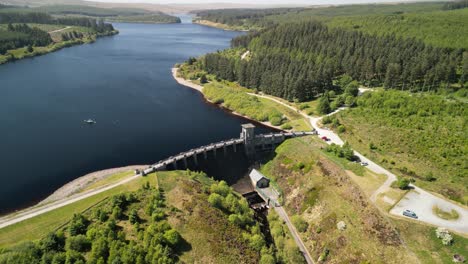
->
left=403, top=210, right=418, bottom=219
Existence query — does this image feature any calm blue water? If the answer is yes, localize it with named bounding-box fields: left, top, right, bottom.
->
left=0, top=20, right=270, bottom=214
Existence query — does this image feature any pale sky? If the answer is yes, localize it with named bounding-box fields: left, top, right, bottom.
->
left=87, top=0, right=435, bottom=5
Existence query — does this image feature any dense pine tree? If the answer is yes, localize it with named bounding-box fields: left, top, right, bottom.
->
left=199, top=21, right=464, bottom=101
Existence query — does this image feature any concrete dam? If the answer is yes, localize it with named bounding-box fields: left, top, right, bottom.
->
left=142, top=124, right=316, bottom=175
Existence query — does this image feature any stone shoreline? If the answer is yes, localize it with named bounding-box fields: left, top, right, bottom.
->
left=39, top=165, right=146, bottom=205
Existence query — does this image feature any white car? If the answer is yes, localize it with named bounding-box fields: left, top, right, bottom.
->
left=360, top=162, right=369, bottom=166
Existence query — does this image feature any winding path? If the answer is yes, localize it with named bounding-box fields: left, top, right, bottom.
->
left=48, top=26, right=72, bottom=34
left=248, top=92, right=468, bottom=236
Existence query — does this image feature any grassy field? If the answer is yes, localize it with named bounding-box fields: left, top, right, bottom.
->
left=334, top=90, right=467, bottom=204
left=259, top=136, right=468, bottom=263
left=0, top=172, right=157, bottom=248
left=392, top=220, right=468, bottom=263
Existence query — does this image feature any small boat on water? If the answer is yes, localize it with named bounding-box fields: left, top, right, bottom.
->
left=84, top=119, right=96, bottom=125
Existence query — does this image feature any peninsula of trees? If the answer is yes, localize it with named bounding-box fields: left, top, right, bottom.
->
left=0, top=4, right=181, bottom=64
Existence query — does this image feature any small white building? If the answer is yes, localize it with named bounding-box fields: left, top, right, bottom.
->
left=249, top=169, right=270, bottom=188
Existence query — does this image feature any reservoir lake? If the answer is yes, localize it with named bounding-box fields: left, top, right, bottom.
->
left=0, top=19, right=272, bottom=214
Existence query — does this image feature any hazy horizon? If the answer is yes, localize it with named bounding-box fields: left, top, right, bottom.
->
left=86, top=0, right=441, bottom=6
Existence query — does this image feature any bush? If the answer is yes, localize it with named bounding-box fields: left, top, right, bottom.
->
left=68, top=214, right=89, bottom=236
left=259, top=253, right=276, bottom=264
left=345, top=81, right=359, bottom=96
left=435, top=227, right=453, bottom=245
left=208, top=193, right=224, bottom=209
left=210, top=181, right=230, bottom=197
left=248, top=234, right=266, bottom=251
left=392, top=177, right=410, bottom=190
left=129, top=209, right=139, bottom=224
left=40, top=232, right=65, bottom=252
left=299, top=104, right=310, bottom=110
left=291, top=215, right=308, bottom=232
left=322, top=116, right=333, bottom=124
left=200, top=74, right=208, bottom=84
left=281, top=123, right=293, bottom=130
left=337, top=125, right=346, bottom=133
left=425, top=172, right=436, bottom=182
left=66, top=235, right=91, bottom=252
left=269, top=116, right=283, bottom=126
left=317, top=95, right=331, bottom=114
left=163, top=229, right=181, bottom=246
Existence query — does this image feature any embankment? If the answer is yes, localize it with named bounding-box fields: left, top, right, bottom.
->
left=172, top=67, right=282, bottom=130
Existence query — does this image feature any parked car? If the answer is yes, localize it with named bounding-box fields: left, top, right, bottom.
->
left=321, top=136, right=330, bottom=141
left=360, top=162, right=369, bottom=166
left=403, top=210, right=418, bottom=219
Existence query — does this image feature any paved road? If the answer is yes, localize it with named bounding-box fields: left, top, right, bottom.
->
left=0, top=173, right=142, bottom=229
left=390, top=186, right=468, bottom=234
left=250, top=93, right=468, bottom=236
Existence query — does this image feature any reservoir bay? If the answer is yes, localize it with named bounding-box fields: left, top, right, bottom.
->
left=0, top=20, right=271, bottom=214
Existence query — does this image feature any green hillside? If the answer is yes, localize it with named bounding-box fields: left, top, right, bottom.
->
left=194, top=2, right=468, bottom=49
left=333, top=90, right=468, bottom=204
left=0, top=171, right=302, bottom=263
left=327, top=8, right=468, bottom=49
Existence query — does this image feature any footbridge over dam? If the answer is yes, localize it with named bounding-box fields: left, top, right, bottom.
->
left=143, top=124, right=316, bottom=175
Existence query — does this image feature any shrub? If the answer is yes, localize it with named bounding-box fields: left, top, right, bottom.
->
left=369, top=142, right=377, bottom=150
left=317, top=95, right=331, bottom=114
left=392, top=177, right=410, bottom=190
left=259, top=253, right=276, bottom=264
left=425, top=172, right=436, bottom=182
left=248, top=234, right=266, bottom=251
left=40, top=232, right=65, bottom=252
left=337, top=125, right=346, bottom=133
left=269, top=116, right=283, bottom=126
left=299, top=104, right=310, bottom=110
left=281, top=123, right=293, bottom=130
left=318, top=248, right=330, bottom=262
left=163, top=229, right=181, bottom=246
left=345, top=95, right=355, bottom=106
left=322, top=116, right=333, bottom=124
left=291, top=215, right=308, bottom=232
left=68, top=214, right=89, bottom=236
left=435, top=227, right=453, bottom=245
left=129, top=209, right=139, bottom=224
left=66, top=235, right=91, bottom=252
left=200, top=74, right=208, bottom=84
left=345, top=81, right=359, bottom=96
left=208, top=193, right=224, bottom=209
left=210, top=181, right=230, bottom=197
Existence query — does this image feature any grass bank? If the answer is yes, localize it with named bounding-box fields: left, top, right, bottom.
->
left=332, top=90, right=467, bottom=204
left=177, top=63, right=311, bottom=131
left=0, top=171, right=154, bottom=248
